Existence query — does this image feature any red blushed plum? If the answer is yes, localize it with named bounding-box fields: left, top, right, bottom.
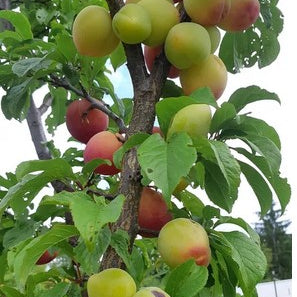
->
left=36, top=250, right=58, bottom=265
left=138, top=187, right=172, bottom=237
left=83, top=131, right=122, bottom=175
left=66, top=99, right=109, bottom=144
left=218, top=0, right=260, bottom=32
left=157, top=218, right=211, bottom=268
left=144, top=45, right=180, bottom=79
left=152, top=126, right=163, bottom=136
left=183, top=0, right=230, bottom=26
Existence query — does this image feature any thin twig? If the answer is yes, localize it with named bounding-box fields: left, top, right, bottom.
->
left=48, top=75, right=128, bottom=133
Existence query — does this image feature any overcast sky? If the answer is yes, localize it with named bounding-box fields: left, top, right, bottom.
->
left=0, top=2, right=295, bottom=235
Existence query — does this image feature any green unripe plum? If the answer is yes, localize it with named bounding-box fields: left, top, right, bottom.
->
left=179, top=54, right=227, bottom=99
left=167, top=104, right=212, bottom=141
left=83, top=131, right=123, bottom=175
left=112, top=4, right=152, bottom=44
left=133, top=287, right=170, bottom=297
left=138, top=0, right=179, bottom=46
left=87, top=268, right=136, bottom=297
left=72, top=6, right=119, bottom=57
left=164, top=23, right=211, bottom=70
left=183, top=0, right=230, bottom=26
left=205, top=26, right=221, bottom=53
left=158, top=218, right=211, bottom=268
left=218, top=0, right=260, bottom=32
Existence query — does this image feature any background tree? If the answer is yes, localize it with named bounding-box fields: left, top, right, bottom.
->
left=0, top=0, right=291, bottom=297
left=254, top=202, right=292, bottom=281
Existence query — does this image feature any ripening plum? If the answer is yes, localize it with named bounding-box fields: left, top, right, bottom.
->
left=138, top=187, right=172, bottom=237
left=144, top=45, right=180, bottom=79
left=133, top=287, right=170, bottom=297
left=167, top=104, right=212, bottom=141
left=83, top=131, right=122, bottom=175
left=87, top=268, right=136, bottom=297
left=72, top=5, right=119, bottom=57
left=36, top=250, right=58, bottom=265
left=66, top=99, right=109, bottom=144
left=158, top=218, right=211, bottom=268
left=179, top=54, right=227, bottom=99
left=112, top=4, right=152, bottom=44
left=138, top=0, right=179, bottom=46
left=183, top=0, right=230, bottom=26
left=164, top=22, right=211, bottom=70
left=218, top=0, right=260, bottom=32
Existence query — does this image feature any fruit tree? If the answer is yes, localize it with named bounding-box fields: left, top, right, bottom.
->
left=0, top=0, right=291, bottom=297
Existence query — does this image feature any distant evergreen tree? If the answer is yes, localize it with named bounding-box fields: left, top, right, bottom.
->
left=254, top=202, right=292, bottom=281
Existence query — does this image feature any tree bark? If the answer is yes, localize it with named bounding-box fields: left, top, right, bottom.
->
left=101, top=0, right=171, bottom=270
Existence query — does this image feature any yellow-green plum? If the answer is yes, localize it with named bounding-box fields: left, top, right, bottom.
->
left=138, top=0, right=179, bottom=46
left=133, top=287, right=170, bottom=297
left=164, top=22, right=211, bottom=69
left=167, top=104, right=212, bottom=140
left=183, top=0, right=230, bottom=26
left=158, top=218, right=211, bottom=268
left=179, top=54, right=227, bottom=100
left=218, top=0, right=260, bottom=32
left=205, top=26, right=221, bottom=53
left=112, top=4, right=152, bottom=44
left=72, top=6, right=119, bottom=57
left=87, top=268, right=136, bottom=297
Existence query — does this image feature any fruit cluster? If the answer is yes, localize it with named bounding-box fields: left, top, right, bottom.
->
left=87, top=218, right=210, bottom=297
left=72, top=0, right=260, bottom=99
left=69, top=0, right=260, bottom=175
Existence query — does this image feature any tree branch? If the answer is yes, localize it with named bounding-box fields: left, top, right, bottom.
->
left=47, top=74, right=128, bottom=134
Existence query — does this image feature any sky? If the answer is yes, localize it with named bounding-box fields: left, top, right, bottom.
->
left=0, top=0, right=295, bottom=274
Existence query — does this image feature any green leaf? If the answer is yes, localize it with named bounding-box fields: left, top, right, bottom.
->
left=14, top=224, right=79, bottom=290
left=113, top=133, right=150, bottom=169
left=15, top=158, right=75, bottom=180
left=239, top=161, right=273, bottom=216
left=0, top=286, right=24, bottom=297
left=195, top=139, right=241, bottom=212
left=214, top=216, right=260, bottom=244
left=222, top=115, right=281, bottom=150
left=3, top=219, right=40, bottom=249
left=137, top=133, right=196, bottom=201
left=156, top=88, right=218, bottom=137
left=210, top=102, right=237, bottom=134
left=26, top=268, right=69, bottom=296
left=38, top=282, right=71, bottom=297
left=42, top=192, right=125, bottom=250
left=165, top=259, right=208, bottom=297
left=0, top=173, right=61, bottom=220
left=45, top=87, right=68, bottom=134
left=1, top=78, right=32, bottom=120
left=179, top=190, right=205, bottom=218
left=110, top=230, right=137, bottom=279
left=222, top=231, right=267, bottom=297
left=235, top=148, right=291, bottom=212
left=74, top=227, right=111, bottom=275
left=237, top=134, right=281, bottom=174
left=0, top=10, right=33, bottom=40
left=161, top=79, right=183, bottom=98
left=12, top=57, right=52, bottom=77
left=110, top=43, right=126, bottom=71
left=228, top=86, right=280, bottom=113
